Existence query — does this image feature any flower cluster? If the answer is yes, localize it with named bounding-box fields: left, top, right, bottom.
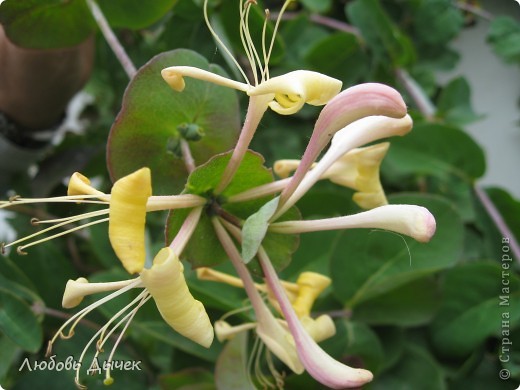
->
left=1, top=0, right=437, bottom=388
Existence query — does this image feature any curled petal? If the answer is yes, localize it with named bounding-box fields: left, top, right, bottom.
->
left=161, top=66, right=248, bottom=92
left=140, top=248, right=214, bottom=348
left=67, top=172, right=106, bottom=199
left=270, top=204, right=437, bottom=243
left=61, top=277, right=138, bottom=309
left=109, top=168, right=152, bottom=274
left=248, top=70, right=342, bottom=115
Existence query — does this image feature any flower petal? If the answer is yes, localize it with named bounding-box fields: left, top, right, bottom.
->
left=140, top=247, right=214, bottom=348
left=109, top=168, right=152, bottom=274
left=248, top=70, right=342, bottom=115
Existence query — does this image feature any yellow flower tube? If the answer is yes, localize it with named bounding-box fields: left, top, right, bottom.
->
left=140, top=247, right=214, bottom=348
left=108, top=168, right=151, bottom=274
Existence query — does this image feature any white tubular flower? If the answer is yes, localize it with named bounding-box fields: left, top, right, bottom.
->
left=270, top=204, right=437, bottom=243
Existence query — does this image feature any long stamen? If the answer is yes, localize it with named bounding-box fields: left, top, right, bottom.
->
left=244, top=1, right=264, bottom=85
left=10, top=217, right=109, bottom=255
left=227, top=178, right=290, bottom=203
left=239, top=0, right=258, bottom=85
left=102, top=293, right=152, bottom=386
left=49, top=279, right=143, bottom=348
left=264, top=0, right=292, bottom=76
left=75, top=289, right=149, bottom=388
left=261, top=9, right=270, bottom=81
left=32, top=209, right=109, bottom=225
left=1, top=194, right=109, bottom=209
left=203, top=0, right=250, bottom=84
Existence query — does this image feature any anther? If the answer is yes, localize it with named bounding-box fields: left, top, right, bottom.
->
left=96, top=339, right=104, bottom=353
left=8, top=195, right=20, bottom=202
left=0, top=242, right=5, bottom=254
left=16, top=246, right=28, bottom=255
left=60, top=330, right=75, bottom=340
left=31, top=218, right=40, bottom=226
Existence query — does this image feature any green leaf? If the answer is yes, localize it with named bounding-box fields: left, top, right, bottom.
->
left=0, top=334, right=21, bottom=383
left=300, top=0, right=332, bottom=14
left=0, top=254, right=41, bottom=303
left=343, top=321, right=385, bottom=373
left=133, top=321, right=221, bottom=362
left=352, top=277, right=440, bottom=327
left=159, top=368, right=215, bottom=390
left=372, top=344, right=446, bottom=390
left=0, top=0, right=95, bottom=49
left=430, top=261, right=520, bottom=358
left=384, top=122, right=486, bottom=182
left=98, top=0, right=178, bottom=30
left=166, top=151, right=299, bottom=273
left=436, top=77, right=482, bottom=125
left=0, top=289, right=42, bottom=352
left=304, top=32, right=368, bottom=85
left=107, top=49, right=240, bottom=195
left=242, top=197, right=279, bottom=263
left=346, top=0, right=415, bottom=66
left=330, top=194, right=464, bottom=306
left=215, top=332, right=255, bottom=390
left=0, top=0, right=178, bottom=49
left=413, top=0, right=464, bottom=45
left=488, top=16, right=520, bottom=64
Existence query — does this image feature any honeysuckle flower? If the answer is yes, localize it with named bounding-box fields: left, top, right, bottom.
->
left=211, top=217, right=362, bottom=388
left=161, top=0, right=342, bottom=195
left=257, top=247, right=373, bottom=389
left=276, top=84, right=409, bottom=218
left=0, top=168, right=206, bottom=273
left=269, top=204, right=437, bottom=243
left=50, top=247, right=214, bottom=388
left=274, top=142, right=390, bottom=209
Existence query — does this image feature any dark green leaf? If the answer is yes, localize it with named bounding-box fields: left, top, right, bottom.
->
left=107, top=49, right=240, bottom=195
left=0, top=254, right=41, bottom=303
left=0, top=289, right=42, bottom=352
left=300, top=0, right=332, bottom=14
left=346, top=0, right=415, bottom=66
left=488, top=16, right=520, bottom=64
left=331, top=194, right=464, bottom=306
left=304, top=32, right=368, bottom=85
left=343, top=321, right=385, bottom=373
left=159, top=368, right=215, bottom=390
left=413, top=0, right=464, bottom=45
left=436, top=77, right=482, bottom=125
left=98, top=0, right=177, bottom=30
left=0, top=0, right=95, bottom=49
left=372, top=345, right=446, bottom=390
left=384, top=122, right=486, bottom=182
left=430, top=261, right=520, bottom=358
left=352, top=277, right=440, bottom=327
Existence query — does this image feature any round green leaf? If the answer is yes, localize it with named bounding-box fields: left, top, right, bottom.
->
left=166, top=151, right=299, bottom=272
left=330, top=194, right=464, bottom=306
left=98, top=0, right=178, bottom=30
left=430, top=262, right=520, bottom=358
left=0, top=289, right=43, bottom=352
left=0, top=0, right=95, bottom=49
left=0, top=0, right=178, bottom=49
left=384, top=122, right=486, bottom=182
left=107, top=49, right=240, bottom=194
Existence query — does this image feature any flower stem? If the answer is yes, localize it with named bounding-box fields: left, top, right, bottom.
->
left=85, top=0, right=137, bottom=78
left=180, top=139, right=196, bottom=173
left=169, top=206, right=203, bottom=256
left=215, top=95, right=272, bottom=195
left=474, top=186, right=520, bottom=263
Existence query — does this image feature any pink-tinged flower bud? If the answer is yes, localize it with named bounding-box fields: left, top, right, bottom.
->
left=278, top=83, right=408, bottom=215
